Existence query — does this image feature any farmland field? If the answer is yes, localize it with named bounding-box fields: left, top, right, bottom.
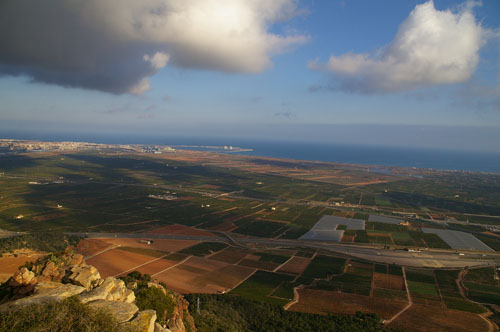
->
left=368, top=215, right=403, bottom=224
left=301, top=255, right=346, bottom=279
left=81, top=237, right=200, bottom=253
left=373, top=272, right=405, bottom=290
left=1, top=148, right=500, bottom=332
left=86, top=248, right=159, bottom=277
left=230, top=270, right=294, bottom=306
left=155, top=256, right=255, bottom=294
left=179, top=242, right=228, bottom=256
left=208, top=247, right=251, bottom=264
left=289, top=289, right=407, bottom=320
left=388, top=304, right=489, bottom=332
left=277, top=256, right=311, bottom=275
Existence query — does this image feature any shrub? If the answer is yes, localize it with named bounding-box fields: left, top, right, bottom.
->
left=135, top=286, right=175, bottom=325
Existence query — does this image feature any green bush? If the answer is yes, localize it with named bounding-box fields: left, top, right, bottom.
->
left=135, top=286, right=176, bottom=325
left=121, top=271, right=175, bottom=325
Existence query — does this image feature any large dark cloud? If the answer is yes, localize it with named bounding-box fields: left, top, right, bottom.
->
left=0, top=0, right=306, bottom=94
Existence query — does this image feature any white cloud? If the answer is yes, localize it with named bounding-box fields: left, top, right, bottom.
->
left=310, top=1, right=485, bottom=93
left=128, top=78, right=152, bottom=95
left=0, top=0, right=306, bottom=94
left=144, top=52, right=170, bottom=70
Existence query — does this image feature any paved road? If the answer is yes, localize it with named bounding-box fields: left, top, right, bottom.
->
left=69, top=232, right=500, bottom=268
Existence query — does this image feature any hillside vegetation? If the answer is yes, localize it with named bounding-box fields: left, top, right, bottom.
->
left=185, top=294, right=397, bottom=332
left=0, top=296, right=131, bottom=332
left=0, top=232, right=81, bottom=255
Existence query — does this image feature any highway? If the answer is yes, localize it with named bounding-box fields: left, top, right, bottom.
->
left=68, top=231, right=500, bottom=269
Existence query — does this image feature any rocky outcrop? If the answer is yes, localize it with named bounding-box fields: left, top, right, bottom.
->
left=9, top=267, right=36, bottom=287
left=143, top=282, right=194, bottom=332
left=127, top=309, right=157, bottom=332
left=79, top=277, right=135, bottom=304
left=0, top=252, right=196, bottom=332
left=168, top=291, right=195, bottom=332
left=88, top=300, right=139, bottom=322
left=8, top=267, right=37, bottom=295
left=65, top=265, right=100, bottom=290
left=2, top=282, right=85, bottom=308
left=155, top=322, right=172, bottom=332
left=30, top=251, right=86, bottom=283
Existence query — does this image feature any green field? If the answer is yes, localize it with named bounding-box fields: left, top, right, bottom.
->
left=230, top=271, right=294, bottom=306
left=435, top=270, right=461, bottom=298
left=301, top=256, right=346, bottom=279
left=407, top=280, right=439, bottom=297
left=312, top=260, right=373, bottom=296
left=253, top=252, right=290, bottom=264
left=179, top=242, right=229, bottom=256
left=443, top=297, right=487, bottom=313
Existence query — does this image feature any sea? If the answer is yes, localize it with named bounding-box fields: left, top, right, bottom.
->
left=3, top=132, right=500, bottom=173
left=169, top=138, right=500, bottom=173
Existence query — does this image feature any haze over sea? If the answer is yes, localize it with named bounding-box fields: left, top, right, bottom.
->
left=4, top=131, right=500, bottom=174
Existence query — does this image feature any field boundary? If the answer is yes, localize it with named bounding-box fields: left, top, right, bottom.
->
left=283, top=285, right=302, bottom=310
left=384, top=266, right=412, bottom=325
left=151, top=255, right=192, bottom=277
left=112, top=253, right=170, bottom=278
left=84, top=244, right=119, bottom=260
left=227, top=269, right=257, bottom=292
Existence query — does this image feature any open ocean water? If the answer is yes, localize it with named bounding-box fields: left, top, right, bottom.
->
left=2, top=132, right=500, bottom=173
left=176, top=139, right=500, bottom=174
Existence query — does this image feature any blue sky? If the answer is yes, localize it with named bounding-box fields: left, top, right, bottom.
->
left=0, top=0, right=499, bottom=152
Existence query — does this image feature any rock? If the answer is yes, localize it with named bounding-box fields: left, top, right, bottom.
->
left=34, top=282, right=86, bottom=299
left=166, top=293, right=197, bottom=332
left=127, top=281, right=138, bottom=290
left=96, top=278, right=104, bottom=287
left=14, top=283, right=36, bottom=296
left=148, top=282, right=167, bottom=295
left=124, top=288, right=136, bottom=303
left=66, top=265, right=100, bottom=290
left=79, top=277, right=135, bottom=304
left=1, top=282, right=85, bottom=309
left=68, top=253, right=84, bottom=266
left=155, top=322, right=172, bottom=332
left=127, top=310, right=157, bottom=332
left=41, top=261, right=57, bottom=277
left=9, top=268, right=36, bottom=287
left=78, top=284, right=109, bottom=304
left=100, top=277, right=121, bottom=292
left=109, top=281, right=127, bottom=301
left=88, top=300, right=139, bottom=322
